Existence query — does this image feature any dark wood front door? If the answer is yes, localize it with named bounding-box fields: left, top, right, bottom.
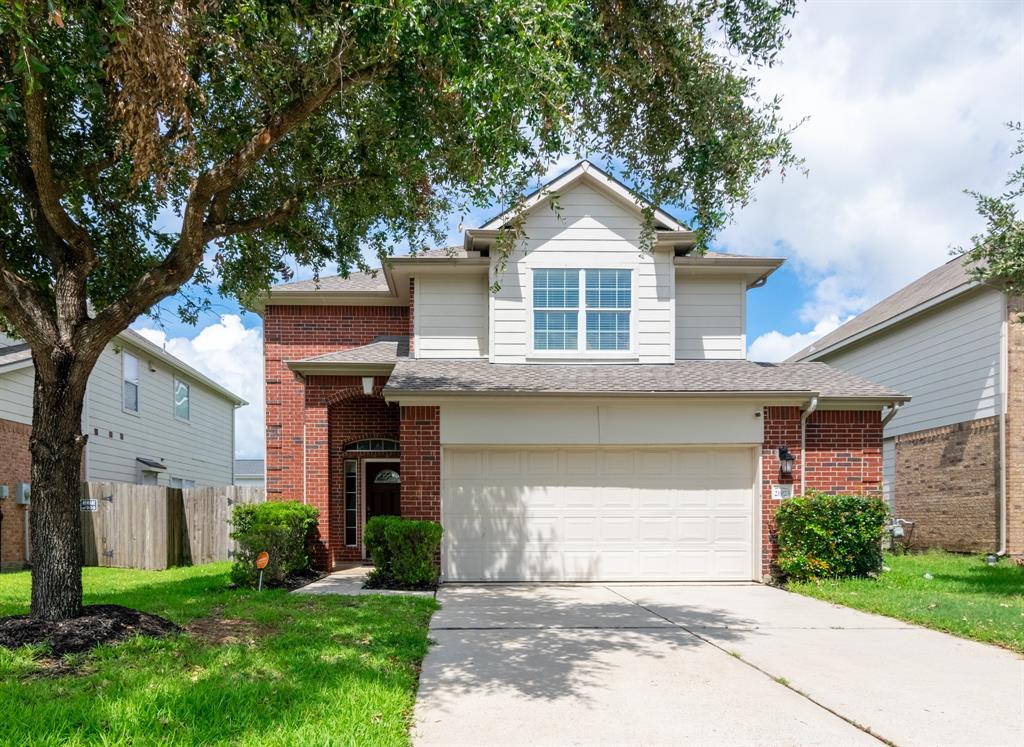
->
left=365, top=462, right=401, bottom=521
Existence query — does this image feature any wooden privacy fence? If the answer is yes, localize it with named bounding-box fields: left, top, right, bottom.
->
left=80, top=482, right=265, bottom=570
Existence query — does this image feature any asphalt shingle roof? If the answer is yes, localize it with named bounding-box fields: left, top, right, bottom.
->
left=294, top=337, right=409, bottom=365
left=788, top=257, right=975, bottom=361
left=271, top=247, right=467, bottom=293
left=0, top=343, right=31, bottom=369
left=384, top=359, right=907, bottom=400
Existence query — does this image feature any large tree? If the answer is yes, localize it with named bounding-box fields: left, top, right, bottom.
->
left=963, top=123, right=1024, bottom=298
left=0, top=0, right=799, bottom=620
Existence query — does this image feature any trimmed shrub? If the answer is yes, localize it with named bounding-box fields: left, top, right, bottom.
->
left=230, top=501, right=319, bottom=587
left=363, top=516, right=443, bottom=589
left=774, top=491, right=888, bottom=583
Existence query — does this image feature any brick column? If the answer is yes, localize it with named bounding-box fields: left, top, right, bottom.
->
left=1007, top=295, right=1024, bottom=556
left=399, top=405, right=440, bottom=522
left=761, top=407, right=801, bottom=576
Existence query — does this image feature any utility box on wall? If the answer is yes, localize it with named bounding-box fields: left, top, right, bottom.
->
left=15, top=483, right=30, bottom=505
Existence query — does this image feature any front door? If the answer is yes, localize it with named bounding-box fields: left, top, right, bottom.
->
left=365, top=461, right=401, bottom=522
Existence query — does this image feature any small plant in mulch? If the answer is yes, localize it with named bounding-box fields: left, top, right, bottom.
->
left=363, top=516, right=442, bottom=591
left=0, top=605, right=180, bottom=657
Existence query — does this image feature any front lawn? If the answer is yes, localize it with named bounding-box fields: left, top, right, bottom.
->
left=789, top=550, right=1024, bottom=653
left=0, top=563, right=437, bottom=745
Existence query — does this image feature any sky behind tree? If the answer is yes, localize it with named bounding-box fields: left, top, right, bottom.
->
left=132, top=0, right=1024, bottom=458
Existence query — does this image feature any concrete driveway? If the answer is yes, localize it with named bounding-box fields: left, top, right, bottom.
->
left=413, top=583, right=1024, bottom=746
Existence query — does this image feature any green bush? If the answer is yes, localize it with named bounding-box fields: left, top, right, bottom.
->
left=363, top=516, right=443, bottom=589
left=774, top=491, right=888, bottom=583
left=229, top=501, right=319, bottom=587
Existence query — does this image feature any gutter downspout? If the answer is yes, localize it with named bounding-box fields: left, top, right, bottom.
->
left=998, top=313, right=1009, bottom=556
left=881, top=402, right=903, bottom=429
left=800, top=396, right=819, bottom=496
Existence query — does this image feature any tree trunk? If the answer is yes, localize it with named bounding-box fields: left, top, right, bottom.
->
left=28, top=355, right=89, bottom=620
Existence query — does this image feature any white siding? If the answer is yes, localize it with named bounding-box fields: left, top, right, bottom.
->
left=490, top=182, right=675, bottom=363
left=821, top=288, right=1004, bottom=437
left=440, top=401, right=764, bottom=445
left=415, top=273, right=488, bottom=358
left=0, top=367, right=34, bottom=424
left=676, top=275, right=746, bottom=359
left=84, top=340, right=236, bottom=486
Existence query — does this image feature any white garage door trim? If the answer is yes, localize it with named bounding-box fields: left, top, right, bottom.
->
left=441, top=445, right=761, bottom=582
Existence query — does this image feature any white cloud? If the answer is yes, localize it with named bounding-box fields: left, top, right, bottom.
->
left=749, top=314, right=847, bottom=363
left=134, top=315, right=264, bottom=458
left=719, top=0, right=1023, bottom=341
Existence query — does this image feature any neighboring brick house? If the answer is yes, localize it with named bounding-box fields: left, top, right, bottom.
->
left=790, top=257, right=1022, bottom=556
left=0, top=329, right=246, bottom=568
left=258, top=161, right=906, bottom=581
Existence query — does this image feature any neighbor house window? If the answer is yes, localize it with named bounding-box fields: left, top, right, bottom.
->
left=344, top=460, right=357, bottom=546
left=533, top=269, right=579, bottom=350
left=174, top=378, right=190, bottom=421
left=533, top=269, right=631, bottom=352
left=122, top=352, right=139, bottom=413
left=585, top=269, right=631, bottom=350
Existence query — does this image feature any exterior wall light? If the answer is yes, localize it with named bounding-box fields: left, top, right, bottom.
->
left=778, top=446, right=795, bottom=477
left=362, top=376, right=374, bottom=396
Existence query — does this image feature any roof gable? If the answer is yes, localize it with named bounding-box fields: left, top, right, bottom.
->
left=480, top=161, right=687, bottom=233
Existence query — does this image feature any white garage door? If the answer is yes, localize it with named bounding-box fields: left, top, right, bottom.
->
left=442, top=446, right=757, bottom=582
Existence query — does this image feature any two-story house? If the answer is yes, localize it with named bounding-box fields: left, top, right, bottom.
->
left=0, top=328, right=246, bottom=568
left=789, top=257, right=1022, bottom=557
left=260, top=162, right=907, bottom=582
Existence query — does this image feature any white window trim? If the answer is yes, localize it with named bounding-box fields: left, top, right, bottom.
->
left=528, top=267, right=638, bottom=360
left=122, top=351, right=140, bottom=416
left=173, top=376, right=191, bottom=423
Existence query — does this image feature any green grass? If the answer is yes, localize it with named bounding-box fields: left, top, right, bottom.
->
left=0, top=564, right=438, bottom=746
left=789, top=550, right=1024, bottom=653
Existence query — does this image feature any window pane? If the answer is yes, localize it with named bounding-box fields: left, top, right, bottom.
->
left=122, top=352, right=138, bottom=381
left=123, top=381, right=139, bottom=412
left=585, top=269, right=631, bottom=309
left=174, top=379, right=190, bottom=420
left=533, top=269, right=579, bottom=309
left=534, top=311, right=578, bottom=350
left=344, top=459, right=357, bottom=546
left=586, top=311, right=630, bottom=350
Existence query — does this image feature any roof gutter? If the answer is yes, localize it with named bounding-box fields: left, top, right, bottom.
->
left=286, top=361, right=396, bottom=378
left=800, top=396, right=818, bottom=496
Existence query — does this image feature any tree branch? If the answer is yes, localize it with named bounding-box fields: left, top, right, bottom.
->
left=0, top=259, right=58, bottom=352
left=204, top=196, right=300, bottom=240
left=85, top=59, right=390, bottom=352
left=22, top=83, right=97, bottom=267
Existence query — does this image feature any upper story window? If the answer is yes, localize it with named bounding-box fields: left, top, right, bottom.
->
left=174, top=378, right=190, bottom=421
left=533, top=269, right=579, bottom=351
left=585, top=269, right=631, bottom=351
left=122, top=352, right=139, bottom=413
left=533, top=269, right=631, bottom=353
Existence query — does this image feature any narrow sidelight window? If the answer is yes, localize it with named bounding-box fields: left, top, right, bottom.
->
left=345, top=460, right=358, bottom=546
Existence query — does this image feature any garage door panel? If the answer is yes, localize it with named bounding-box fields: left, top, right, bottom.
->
left=443, top=446, right=755, bottom=581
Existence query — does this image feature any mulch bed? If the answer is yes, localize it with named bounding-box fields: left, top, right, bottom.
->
left=0, top=604, right=180, bottom=657
left=269, top=568, right=327, bottom=591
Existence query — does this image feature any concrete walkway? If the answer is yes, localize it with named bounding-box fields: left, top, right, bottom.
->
left=293, top=566, right=435, bottom=597
left=413, top=583, right=1024, bottom=746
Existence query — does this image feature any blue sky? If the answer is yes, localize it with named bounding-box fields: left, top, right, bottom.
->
left=132, top=0, right=1024, bottom=458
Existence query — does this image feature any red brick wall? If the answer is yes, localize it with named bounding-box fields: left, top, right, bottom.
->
left=263, top=304, right=408, bottom=504
left=0, top=418, right=31, bottom=567
left=761, top=407, right=883, bottom=576
left=399, top=406, right=441, bottom=522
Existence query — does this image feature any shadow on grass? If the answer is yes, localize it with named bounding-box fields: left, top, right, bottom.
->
left=0, top=565, right=438, bottom=745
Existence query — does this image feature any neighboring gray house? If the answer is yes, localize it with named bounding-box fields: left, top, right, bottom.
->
left=789, top=257, right=1022, bottom=557
left=0, top=328, right=247, bottom=489
left=234, top=459, right=265, bottom=488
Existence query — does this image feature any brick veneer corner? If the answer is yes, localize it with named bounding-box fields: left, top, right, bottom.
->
left=1007, top=295, right=1024, bottom=555
left=399, top=406, right=441, bottom=523
left=0, top=418, right=31, bottom=567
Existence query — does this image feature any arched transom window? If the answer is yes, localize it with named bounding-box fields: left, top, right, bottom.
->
left=344, top=438, right=400, bottom=452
